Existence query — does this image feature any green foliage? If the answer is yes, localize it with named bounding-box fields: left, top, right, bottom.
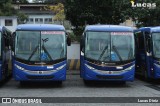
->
left=12, top=0, right=29, bottom=3
left=65, top=0, right=132, bottom=25
left=65, top=0, right=131, bottom=36
left=0, top=0, right=16, bottom=16
left=0, top=0, right=28, bottom=24
left=130, top=0, right=160, bottom=28
left=69, top=31, right=81, bottom=42
left=18, top=0, right=29, bottom=3
left=65, top=0, right=160, bottom=34
left=17, top=12, right=28, bottom=24
left=33, top=0, right=64, bottom=3
left=46, top=3, right=65, bottom=21
left=33, top=0, right=45, bottom=3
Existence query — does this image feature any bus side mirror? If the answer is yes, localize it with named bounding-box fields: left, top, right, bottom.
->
left=12, top=32, right=15, bottom=35
left=80, top=38, right=84, bottom=52
left=80, top=33, right=85, bottom=52
left=67, top=37, right=71, bottom=46
left=66, top=32, right=71, bottom=46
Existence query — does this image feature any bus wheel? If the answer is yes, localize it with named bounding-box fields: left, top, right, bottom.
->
left=20, top=81, right=27, bottom=87
left=119, top=81, right=126, bottom=85
left=144, top=70, right=149, bottom=79
left=144, top=70, right=152, bottom=81
left=55, top=81, right=62, bottom=85
left=83, top=79, right=90, bottom=85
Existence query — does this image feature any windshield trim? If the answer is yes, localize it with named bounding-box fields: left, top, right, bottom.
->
left=84, top=31, right=135, bottom=63
left=15, top=30, right=66, bottom=63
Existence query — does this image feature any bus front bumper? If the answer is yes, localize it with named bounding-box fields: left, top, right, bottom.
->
left=83, top=64, right=135, bottom=81
left=14, top=65, right=66, bottom=81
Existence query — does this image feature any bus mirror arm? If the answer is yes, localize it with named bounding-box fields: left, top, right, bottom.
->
left=67, top=37, right=71, bottom=46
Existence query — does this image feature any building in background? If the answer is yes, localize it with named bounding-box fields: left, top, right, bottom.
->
left=0, top=16, right=18, bottom=32
left=13, top=3, right=54, bottom=24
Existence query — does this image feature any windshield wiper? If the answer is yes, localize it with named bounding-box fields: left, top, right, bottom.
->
left=60, top=48, right=64, bottom=58
left=98, top=45, right=109, bottom=61
left=112, top=45, right=123, bottom=61
left=28, top=45, right=39, bottom=61
left=42, top=45, right=53, bottom=61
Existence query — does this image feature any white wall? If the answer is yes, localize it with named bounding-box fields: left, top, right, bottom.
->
left=0, top=16, right=17, bottom=32
left=27, top=15, right=54, bottom=24
left=67, top=43, right=80, bottom=59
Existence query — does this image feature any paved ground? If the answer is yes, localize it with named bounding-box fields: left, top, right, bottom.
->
left=0, top=70, right=160, bottom=106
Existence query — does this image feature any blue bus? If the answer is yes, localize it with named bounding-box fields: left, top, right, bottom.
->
left=12, top=24, right=71, bottom=83
left=0, top=26, right=12, bottom=81
left=134, top=26, right=160, bottom=79
left=80, top=25, right=135, bottom=83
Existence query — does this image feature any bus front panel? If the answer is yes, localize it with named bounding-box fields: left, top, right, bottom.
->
left=13, top=30, right=67, bottom=81
left=81, top=30, right=135, bottom=81
left=13, top=60, right=67, bottom=81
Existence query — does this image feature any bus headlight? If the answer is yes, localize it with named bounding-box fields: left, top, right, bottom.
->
left=15, top=64, right=66, bottom=71
left=123, top=65, right=135, bottom=72
left=15, top=64, right=25, bottom=71
left=85, top=64, right=135, bottom=74
left=85, top=64, right=95, bottom=70
left=56, top=64, right=66, bottom=70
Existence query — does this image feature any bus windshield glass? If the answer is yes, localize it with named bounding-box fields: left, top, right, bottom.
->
left=85, top=31, right=135, bottom=62
left=15, top=31, right=66, bottom=62
left=152, top=33, right=160, bottom=58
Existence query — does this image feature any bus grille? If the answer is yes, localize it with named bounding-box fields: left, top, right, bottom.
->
left=96, top=75, right=123, bottom=80
left=26, top=75, right=54, bottom=80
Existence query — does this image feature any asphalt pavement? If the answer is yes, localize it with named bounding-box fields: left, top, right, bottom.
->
left=0, top=70, right=160, bottom=106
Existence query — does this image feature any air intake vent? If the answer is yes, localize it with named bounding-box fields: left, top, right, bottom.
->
left=96, top=75, right=123, bottom=80
left=26, top=75, right=54, bottom=80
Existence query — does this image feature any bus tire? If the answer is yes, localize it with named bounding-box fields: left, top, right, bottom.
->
left=119, top=81, right=126, bottom=85
left=144, top=70, right=149, bottom=79
left=20, top=81, right=27, bottom=87
left=55, top=81, right=62, bottom=85
left=83, top=79, right=90, bottom=85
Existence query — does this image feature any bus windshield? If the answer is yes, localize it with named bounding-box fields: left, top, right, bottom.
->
left=152, top=33, right=160, bottom=58
left=15, top=31, right=66, bottom=62
left=85, top=31, right=135, bottom=62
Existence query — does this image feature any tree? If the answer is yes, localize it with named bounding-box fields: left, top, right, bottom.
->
left=0, top=0, right=28, bottom=24
left=0, top=0, right=17, bottom=16
left=65, top=0, right=132, bottom=35
left=130, top=0, right=160, bottom=28
left=33, top=0, right=65, bottom=3
left=17, top=12, right=28, bottom=24
left=12, top=0, right=29, bottom=3
left=46, top=3, right=65, bottom=21
left=33, top=0, right=45, bottom=3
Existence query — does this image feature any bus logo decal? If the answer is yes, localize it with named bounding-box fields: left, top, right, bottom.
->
left=38, top=71, right=43, bottom=74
